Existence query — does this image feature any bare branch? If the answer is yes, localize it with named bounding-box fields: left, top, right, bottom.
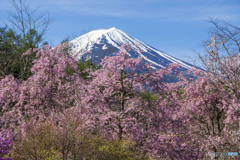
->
left=6, top=0, right=50, bottom=48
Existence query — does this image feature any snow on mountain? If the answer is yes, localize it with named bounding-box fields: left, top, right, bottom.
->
left=70, top=27, right=194, bottom=70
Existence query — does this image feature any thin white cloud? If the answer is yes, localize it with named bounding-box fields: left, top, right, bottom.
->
left=43, top=0, right=239, bottom=22
left=2, top=0, right=240, bottom=22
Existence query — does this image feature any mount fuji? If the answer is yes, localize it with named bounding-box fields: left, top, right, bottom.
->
left=70, top=27, right=194, bottom=70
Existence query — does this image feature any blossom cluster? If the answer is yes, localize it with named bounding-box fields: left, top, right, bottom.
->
left=0, top=42, right=240, bottom=159
left=0, top=132, right=12, bottom=160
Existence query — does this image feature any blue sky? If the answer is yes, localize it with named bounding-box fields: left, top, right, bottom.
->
left=1, top=0, right=240, bottom=64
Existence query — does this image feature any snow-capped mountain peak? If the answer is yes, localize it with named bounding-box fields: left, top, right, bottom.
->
left=70, top=27, right=193, bottom=70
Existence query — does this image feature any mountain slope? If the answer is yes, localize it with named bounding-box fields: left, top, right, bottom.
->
left=70, top=27, right=194, bottom=70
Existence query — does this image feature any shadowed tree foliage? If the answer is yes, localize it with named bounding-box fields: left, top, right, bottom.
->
left=0, top=0, right=50, bottom=80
